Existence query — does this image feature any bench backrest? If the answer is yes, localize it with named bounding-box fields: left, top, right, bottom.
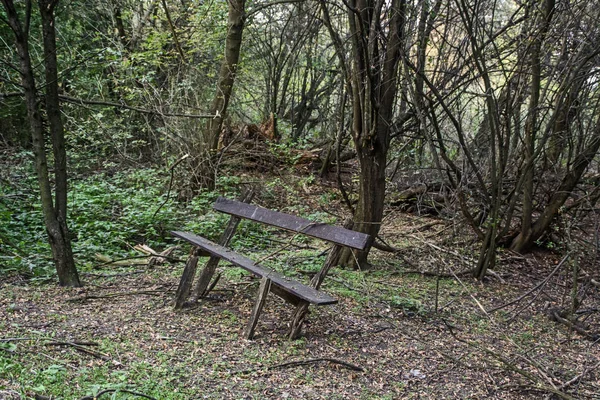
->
left=213, top=197, right=370, bottom=250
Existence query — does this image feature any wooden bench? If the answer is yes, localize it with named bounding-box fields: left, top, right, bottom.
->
left=171, top=195, right=370, bottom=340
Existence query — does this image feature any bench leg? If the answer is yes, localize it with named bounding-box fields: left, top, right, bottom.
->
left=244, top=277, right=271, bottom=340
left=288, top=301, right=310, bottom=340
left=191, top=190, right=255, bottom=300
left=173, top=254, right=199, bottom=310
left=190, top=256, right=220, bottom=301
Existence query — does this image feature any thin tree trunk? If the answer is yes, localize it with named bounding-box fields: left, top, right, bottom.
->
left=511, top=118, right=600, bottom=251
left=194, top=0, right=246, bottom=191
left=515, top=0, right=555, bottom=252
left=3, top=0, right=81, bottom=287
left=337, top=0, right=406, bottom=269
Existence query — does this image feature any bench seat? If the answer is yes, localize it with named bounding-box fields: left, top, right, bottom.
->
left=171, top=231, right=337, bottom=306
left=213, top=197, right=369, bottom=249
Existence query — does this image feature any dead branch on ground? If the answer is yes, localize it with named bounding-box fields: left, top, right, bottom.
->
left=487, top=254, right=570, bottom=313
left=79, top=388, right=157, bottom=400
left=44, top=341, right=110, bottom=361
left=234, top=358, right=364, bottom=375
left=67, top=290, right=172, bottom=302
left=442, top=320, right=579, bottom=400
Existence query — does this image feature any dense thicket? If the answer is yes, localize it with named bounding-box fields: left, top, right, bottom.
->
left=1, top=0, right=599, bottom=281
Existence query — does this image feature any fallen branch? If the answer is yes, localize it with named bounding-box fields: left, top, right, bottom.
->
left=157, top=336, right=195, bottom=343
left=406, top=221, right=446, bottom=234
left=550, top=311, right=600, bottom=341
left=372, top=236, right=400, bottom=253
left=487, top=254, right=569, bottom=314
left=442, top=320, right=578, bottom=400
left=45, top=341, right=98, bottom=347
left=235, top=358, right=364, bottom=374
left=0, top=337, right=34, bottom=342
left=92, top=253, right=183, bottom=268
left=83, top=270, right=145, bottom=278
left=329, top=276, right=364, bottom=293
left=558, top=361, right=600, bottom=390
left=79, top=388, right=156, bottom=400
left=45, top=341, right=110, bottom=361
left=67, top=290, right=171, bottom=302
left=409, top=234, right=477, bottom=264
left=388, top=269, right=473, bottom=278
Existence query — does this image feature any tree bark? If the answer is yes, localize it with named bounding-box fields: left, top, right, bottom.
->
left=194, top=0, right=246, bottom=191
left=518, top=0, right=555, bottom=251
left=511, top=118, right=600, bottom=251
left=2, top=0, right=81, bottom=286
left=335, top=0, right=406, bottom=268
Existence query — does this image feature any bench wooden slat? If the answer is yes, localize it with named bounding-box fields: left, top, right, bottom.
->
left=171, top=231, right=338, bottom=306
left=213, top=197, right=370, bottom=250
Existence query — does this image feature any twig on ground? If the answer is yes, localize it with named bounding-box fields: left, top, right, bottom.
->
left=67, top=290, right=172, bottom=302
left=79, top=388, right=156, bottom=400
left=551, top=311, right=600, bottom=341
left=329, top=276, right=358, bottom=292
left=405, top=221, right=446, bottom=234
left=372, top=235, right=400, bottom=253
left=45, top=341, right=99, bottom=347
left=38, top=352, right=79, bottom=370
left=157, top=336, right=195, bottom=343
left=392, top=252, right=420, bottom=269
left=558, top=361, right=600, bottom=390
left=83, top=270, right=145, bottom=278
left=485, top=269, right=506, bottom=283
left=92, top=254, right=183, bottom=269
left=441, top=320, right=578, bottom=400
left=388, top=269, right=473, bottom=278
left=0, top=337, right=34, bottom=342
left=487, top=254, right=569, bottom=314
left=235, top=358, right=364, bottom=375
left=409, top=234, right=477, bottom=264
left=45, top=341, right=110, bottom=361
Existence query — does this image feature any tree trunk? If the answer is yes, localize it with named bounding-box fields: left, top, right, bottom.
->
left=336, top=0, right=405, bottom=268
left=3, top=0, right=81, bottom=286
left=518, top=0, right=555, bottom=250
left=511, top=118, right=600, bottom=252
left=338, top=146, right=386, bottom=268
left=193, top=0, right=246, bottom=191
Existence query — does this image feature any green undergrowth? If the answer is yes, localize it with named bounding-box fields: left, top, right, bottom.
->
left=0, top=326, right=314, bottom=399
left=0, top=159, right=255, bottom=280
left=0, top=156, right=348, bottom=284
left=0, top=342, right=196, bottom=399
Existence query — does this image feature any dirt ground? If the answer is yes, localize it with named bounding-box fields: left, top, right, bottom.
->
left=1, top=208, right=599, bottom=400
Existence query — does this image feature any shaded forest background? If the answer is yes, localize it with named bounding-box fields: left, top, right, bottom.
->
left=2, top=0, right=600, bottom=280
left=1, top=0, right=600, bottom=399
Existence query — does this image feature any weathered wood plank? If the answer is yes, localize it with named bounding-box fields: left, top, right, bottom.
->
left=191, top=190, right=255, bottom=300
left=243, top=276, right=271, bottom=340
left=171, top=231, right=337, bottom=306
left=288, top=300, right=310, bottom=340
left=173, top=254, right=199, bottom=310
left=213, top=197, right=370, bottom=250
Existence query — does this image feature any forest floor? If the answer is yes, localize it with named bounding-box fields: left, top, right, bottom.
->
left=1, top=169, right=599, bottom=399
